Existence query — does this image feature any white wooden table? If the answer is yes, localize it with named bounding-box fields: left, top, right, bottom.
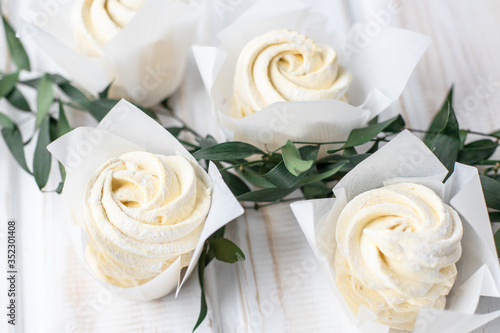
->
left=1, top=0, right=500, bottom=332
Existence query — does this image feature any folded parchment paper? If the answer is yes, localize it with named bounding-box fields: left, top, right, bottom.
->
left=291, top=130, right=500, bottom=333
left=48, top=100, right=244, bottom=301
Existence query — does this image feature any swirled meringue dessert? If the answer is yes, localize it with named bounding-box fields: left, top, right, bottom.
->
left=74, top=0, right=147, bottom=56
left=83, top=151, right=211, bottom=288
left=232, top=29, right=353, bottom=118
left=334, top=183, right=463, bottom=331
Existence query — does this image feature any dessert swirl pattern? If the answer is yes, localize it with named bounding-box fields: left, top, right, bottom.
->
left=75, top=0, right=147, bottom=56
left=335, top=183, right=463, bottom=331
left=83, top=151, right=211, bottom=287
left=232, top=29, right=353, bottom=118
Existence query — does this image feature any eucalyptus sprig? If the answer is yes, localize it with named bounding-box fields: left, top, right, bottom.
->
left=174, top=90, right=500, bottom=257
left=2, top=13, right=500, bottom=331
left=183, top=91, right=499, bottom=206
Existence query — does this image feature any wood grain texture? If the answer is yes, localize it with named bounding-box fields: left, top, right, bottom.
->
left=0, top=0, right=499, bottom=332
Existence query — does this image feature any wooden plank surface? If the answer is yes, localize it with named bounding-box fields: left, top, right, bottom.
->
left=0, top=0, right=499, bottom=332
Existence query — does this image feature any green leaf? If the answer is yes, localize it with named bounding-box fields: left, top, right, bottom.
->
left=2, top=16, right=30, bottom=71
left=49, top=116, right=58, bottom=142
left=136, top=105, right=158, bottom=121
left=166, top=127, right=183, bottom=137
left=343, top=115, right=405, bottom=149
left=60, top=163, right=66, bottom=182
left=301, top=182, right=332, bottom=199
left=197, top=135, right=218, bottom=149
left=298, top=161, right=347, bottom=185
left=193, top=250, right=208, bottom=332
left=6, top=87, right=30, bottom=111
left=459, top=129, right=468, bottom=148
left=55, top=163, right=66, bottom=194
left=427, top=134, right=460, bottom=179
left=193, top=142, right=264, bottom=161
left=457, top=139, right=498, bottom=165
left=1, top=115, right=31, bottom=174
left=346, top=153, right=370, bottom=166
left=55, top=180, right=64, bottom=194
left=209, top=238, right=245, bottom=263
left=80, top=99, right=118, bottom=121
left=480, top=175, right=500, bottom=210
left=20, top=73, right=66, bottom=89
left=58, top=82, right=89, bottom=103
left=18, top=78, right=39, bottom=89
left=33, top=116, right=52, bottom=189
left=281, top=141, right=314, bottom=176
left=298, top=145, right=319, bottom=161
left=260, top=153, right=283, bottom=173
left=491, top=130, right=500, bottom=139
left=490, top=212, right=500, bottom=222
left=265, top=161, right=304, bottom=188
left=48, top=74, right=70, bottom=85
left=424, top=89, right=460, bottom=177
left=425, top=88, right=455, bottom=139
left=211, top=226, right=225, bottom=240
left=0, top=71, right=19, bottom=98
left=495, top=229, right=500, bottom=258
left=384, top=115, right=406, bottom=133
left=342, top=147, right=357, bottom=157
left=368, top=116, right=379, bottom=126
left=238, top=168, right=276, bottom=188
left=36, top=74, right=54, bottom=129
left=339, top=153, right=370, bottom=173
left=220, top=170, right=250, bottom=196
left=0, top=113, right=15, bottom=130
left=237, top=187, right=296, bottom=202
left=57, top=101, right=72, bottom=138
left=99, top=81, right=113, bottom=99
left=317, top=153, right=345, bottom=164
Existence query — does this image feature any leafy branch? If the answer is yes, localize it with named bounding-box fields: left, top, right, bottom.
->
left=177, top=90, right=500, bottom=256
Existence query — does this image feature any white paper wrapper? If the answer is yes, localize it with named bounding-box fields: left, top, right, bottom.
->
left=291, top=130, right=500, bottom=333
left=47, top=99, right=244, bottom=301
left=21, top=0, right=201, bottom=107
left=193, top=0, right=430, bottom=152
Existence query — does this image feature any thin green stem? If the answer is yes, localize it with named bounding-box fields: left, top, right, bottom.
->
left=476, top=160, right=500, bottom=166
left=466, top=130, right=500, bottom=138
left=162, top=108, right=203, bottom=139
left=405, top=128, right=432, bottom=135
left=408, top=128, right=499, bottom=139
left=267, top=146, right=285, bottom=154
left=292, top=140, right=347, bottom=145
left=243, top=197, right=306, bottom=209
left=291, top=137, right=390, bottom=146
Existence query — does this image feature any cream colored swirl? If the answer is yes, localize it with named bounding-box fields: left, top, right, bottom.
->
left=83, top=151, right=211, bottom=288
left=74, top=0, right=146, bottom=56
left=231, top=29, right=353, bottom=118
left=334, top=183, right=463, bottom=331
